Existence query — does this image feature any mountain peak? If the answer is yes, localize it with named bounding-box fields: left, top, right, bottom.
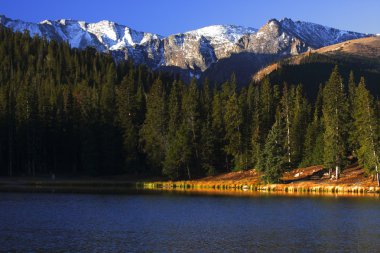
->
left=266, top=18, right=282, bottom=28
left=256, top=18, right=282, bottom=37
left=267, top=18, right=280, bottom=23
left=40, top=20, right=52, bottom=25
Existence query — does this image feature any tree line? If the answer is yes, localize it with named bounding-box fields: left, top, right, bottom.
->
left=0, top=26, right=379, bottom=185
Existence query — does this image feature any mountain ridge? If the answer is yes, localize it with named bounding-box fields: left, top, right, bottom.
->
left=0, top=14, right=373, bottom=83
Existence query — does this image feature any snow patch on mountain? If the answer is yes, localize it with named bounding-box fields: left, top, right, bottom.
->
left=185, top=25, right=257, bottom=45
left=279, top=18, right=367, bottom=48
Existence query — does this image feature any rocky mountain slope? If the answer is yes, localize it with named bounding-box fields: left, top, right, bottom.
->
left=0, top=15, right=372, bottom=82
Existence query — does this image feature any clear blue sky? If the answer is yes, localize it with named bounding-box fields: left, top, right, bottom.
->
left=1, top=0, right=379, bottom=36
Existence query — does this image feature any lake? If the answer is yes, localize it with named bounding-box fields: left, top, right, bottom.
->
left=1, top=191, right=380, bottom=252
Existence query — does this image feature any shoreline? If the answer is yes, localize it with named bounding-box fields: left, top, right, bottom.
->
left=0, top=178, right=144, bottom=194
left=143, top=181, right=380, bottom=195
left=0, top=178, right=379, bottom=197
left=141, top=165, right=380, bottom=197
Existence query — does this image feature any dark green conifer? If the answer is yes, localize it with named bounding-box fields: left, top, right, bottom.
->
left=322, top=66, right=349, bottom=179
left=353, top=77, right=380, bottom=185
left=140, top=78, right=167, bottom=173
left=260, top=111, right=286, bottom=183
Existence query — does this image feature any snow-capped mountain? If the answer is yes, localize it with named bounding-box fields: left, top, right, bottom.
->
left=161, top=25, right=257, bottom=73
left=0, top=15, right=372, bottom=79
left=279, top=18, right=366, bottom=48
left=238, top=18, right=369, bottom=55
left=184, top=25, right=257, bottom=59
left=0, top=15, right=162, bottom=51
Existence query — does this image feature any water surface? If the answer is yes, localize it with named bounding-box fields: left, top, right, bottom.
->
left=1, top=191, right=380, bottom=252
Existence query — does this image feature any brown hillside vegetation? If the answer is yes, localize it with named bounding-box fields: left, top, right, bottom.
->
left=194, top=164, right=374, bottom=186
left=145, top=164, right=380, bottom=195
left=253, top=36, right=380, bottom=82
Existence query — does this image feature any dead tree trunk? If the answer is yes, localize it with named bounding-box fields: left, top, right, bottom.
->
left=335, top=165, right=339, bottom=180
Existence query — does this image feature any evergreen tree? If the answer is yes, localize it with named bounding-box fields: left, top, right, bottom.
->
left=280, top=83, right=293, bottom=168
left=163, top=80, right=183, bottom=178
left=260, top=78, right=274, bottom=137
left=211, top=87, right=227, bottom=171
left=180, top=78, right=201, bottom=178
left=238, top=87, right=251, bottom=170
left=322, top=66, right=349, bottom=179
left=64, top=85, right=80, bottom=173
left=224, top=87, right=243, bottom=170
left=302, top=110, right=323, bottom=166
left=116, top=72, right=138, bottom=172
left=163, top=123, right=192, bottom=179
left=301, top=84, right=324, bottom=167
left=260, top=111, right=286, bottom=183
left=140, top=78, right=167, bottom=174
left=278, top=84, right=309, bottom=169
left=79, top=85, right=102, bottom=175
left=250, top=85, right=262, bottom=169
left=290, top=85, right=309, bottom=167
left=167, top=80, right=182, bottom=138
left=100, top=67, right=123, bottom=175
left=347, top=71, right=359, bottom=154
left=135, top=66, right=147, bottom=128
left=199, top=79, right=217, bottom=175
left=353, top=77, right=380, bottom=186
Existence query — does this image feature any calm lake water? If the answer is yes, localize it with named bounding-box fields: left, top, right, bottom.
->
left=1, top=191, right=380, bottom=252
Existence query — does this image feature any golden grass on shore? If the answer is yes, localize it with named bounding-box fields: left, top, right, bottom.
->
left=144, top=165, right=380, bottom=196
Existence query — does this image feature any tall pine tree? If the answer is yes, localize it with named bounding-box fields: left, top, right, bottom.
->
left=353, top=77, right=380, bottom=186
left=260, top=109, right=286, bottom=183
left=140, top=78, right=167, bottom=174
left=322, top=66, right=349, bottom=179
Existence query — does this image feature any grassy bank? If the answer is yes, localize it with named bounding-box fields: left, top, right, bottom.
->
left=143, top=181, right=380, bottom=194
left=143, top=165, right=380, bottom=195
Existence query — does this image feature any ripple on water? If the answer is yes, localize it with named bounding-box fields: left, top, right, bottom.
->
left=0, top=192, right=379, bottom=252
